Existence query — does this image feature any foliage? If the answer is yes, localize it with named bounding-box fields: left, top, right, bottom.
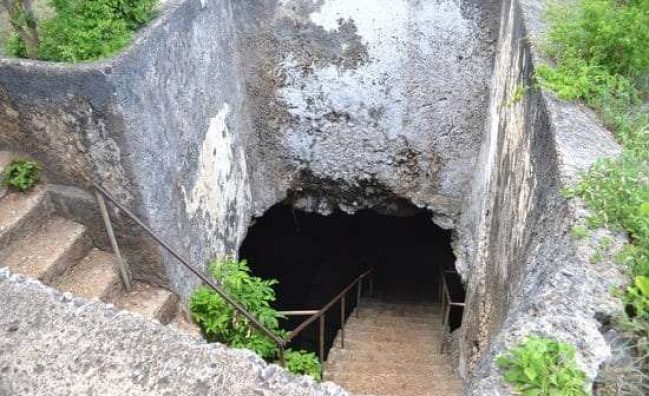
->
left=2, top=0, right=41, bottom=58
left=538, top=0, right=649, bottom=390
left=285, top=349, right=323, bottom=381
left=190, top=258, right=284, bottom=360
left=3, top=0, right=157, bottom=62
left=190, top=258, right=322, bottom=380
left=496, top=336, right=589, bottom=396
left=571, top=225, right=590, bottom=240
left=5, top=32, right=27, bottom=57
left=507, top=83, right=527, bottom=107
left=1, top=159, right=41, bottom=192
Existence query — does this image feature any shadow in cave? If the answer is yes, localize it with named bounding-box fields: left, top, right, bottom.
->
left=238, top=201, right=463, bottom=358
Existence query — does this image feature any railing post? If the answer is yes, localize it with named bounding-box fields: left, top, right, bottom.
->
left=319, top=314, right=325, bottom=362
left=368, top=274, right=374, bottom=297
left=340, top=295, right=346, bottom=349
left=95, top=190, right=132, bottom=292
left=356, top=280, right=362, bottom=318
left=278, top=344, right=286, bottom=367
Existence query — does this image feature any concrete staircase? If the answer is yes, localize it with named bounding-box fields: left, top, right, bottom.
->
left=0, top=152, right=199, bottom=335
left=325, top=299, right=463, bottom=396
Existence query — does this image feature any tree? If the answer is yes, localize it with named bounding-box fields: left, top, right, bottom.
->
left=2, top=0, right=40, bottom=58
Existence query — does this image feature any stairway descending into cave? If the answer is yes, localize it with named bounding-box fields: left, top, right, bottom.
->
left=325, top=297, right=463, bottom=395
left=0, top=151, right=199, bottom=336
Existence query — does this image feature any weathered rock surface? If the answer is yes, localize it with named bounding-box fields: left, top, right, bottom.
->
left=0, top=269, right=347, bottom=396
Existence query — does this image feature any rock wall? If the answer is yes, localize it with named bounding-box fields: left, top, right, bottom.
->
left=0, top=0, right=631, bottom=393
left=241, top=0, right=500, bottom=226
left=0, top=269, right=347, bottom=396
left=0, top=0, right=255, bottom=300
left=458, top=0, right=626, bottom=392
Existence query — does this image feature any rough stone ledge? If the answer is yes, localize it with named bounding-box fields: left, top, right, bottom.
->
left=467, top=0, right=627, bottom=394
left=0, top=268, right=348, bottom=396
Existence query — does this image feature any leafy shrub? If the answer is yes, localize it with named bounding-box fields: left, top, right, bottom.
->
left=4, top=0, right=158, bottom=62
left=1, top=159, right=41, bottom=192
left=5, top=32, right=27, bottom=58
left=38, top=1, right=131, bottom=62
left=190, top=258, right=285, bottom=360
left=285, top=349, right=323, bottom=381
left=496, top=336, right=589, bottom=396
left=190, top=258, right=323, bottom=380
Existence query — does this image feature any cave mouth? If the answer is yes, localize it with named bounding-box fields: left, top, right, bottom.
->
left=238, top=200, right=464, bottom=358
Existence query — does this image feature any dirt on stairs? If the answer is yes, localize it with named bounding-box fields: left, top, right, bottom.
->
left=0, top=151, right=199, bottom=336
left=325, top=298, right=463, bottom=396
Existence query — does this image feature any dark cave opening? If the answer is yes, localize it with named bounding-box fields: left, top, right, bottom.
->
left=238, top=201, right=464, bottom=358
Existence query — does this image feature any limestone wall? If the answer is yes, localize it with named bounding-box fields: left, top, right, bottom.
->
left=0, top=0, right=255, bottom=300
left=459, top=0, right=626, bottom=392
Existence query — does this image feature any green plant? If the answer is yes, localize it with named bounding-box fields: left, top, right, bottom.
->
left=496, top=336, right=589, bottom=396
left=507, top=83, right=527, bottom=107
left=37, top=0, right=157, bottom=62
left=285, top=349, right=323, bottom=381
left=1, top=159, right=41, bottom=191
left=190, top=258, right=284, bottom=360
left=190, top=258, right=323, bottom=380
left=571, top=225, right=590, bottom=240
left=5, top=32, right=27, bottom=57
left=1, top=0, right=40, bottom=58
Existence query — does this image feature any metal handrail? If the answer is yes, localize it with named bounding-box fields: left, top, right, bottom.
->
left=440, top=270, right=465, bottom=353
left=93, top=183, right=287, bottom=365
left=279, top=268, right=374, bottom=362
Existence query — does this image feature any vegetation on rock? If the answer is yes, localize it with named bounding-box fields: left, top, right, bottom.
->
left=190, top=258, right=323, bottom=380
left=496, top=336, right=589, bottom=396
left=2, top=159, right=41, bottom=191
left=1, top=0, right=157, bottom=62
left=536, top=0, right=649, bottom=392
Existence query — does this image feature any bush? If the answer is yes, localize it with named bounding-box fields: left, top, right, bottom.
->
left=1, top=159, right=41, bottom=192
left=496, top=336, right=589, bottom=396
left=4, top=0, right=158, bottom=62
left=285, top=349, right=323, bottom=381
left=5, top=32, right=27, bottom=58
left=190, top=258, right=323, bottom=380
left=38, top=1, right=132, bottom=62
left=190, top=258, right=285, bottom=360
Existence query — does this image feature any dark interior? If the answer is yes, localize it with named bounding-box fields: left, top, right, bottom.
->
left=238, top=202, right=464, bottom=357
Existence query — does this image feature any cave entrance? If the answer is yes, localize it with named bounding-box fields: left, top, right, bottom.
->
left=238, top=201, right=463, bottom=359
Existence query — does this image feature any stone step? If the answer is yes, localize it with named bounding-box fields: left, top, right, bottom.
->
left=356, top=307, right=443, bottom=318
left=0, top=216, right=90, bottom=283
left=115, top=282, right=178, bottom=325
left=344, top=317, right=444, bottom=333
left=362, top=301, right=442, bottom=310
left=347, top=314, right=442, bottom=327
left=334, top=337, right=444, bottom=354
left=170, top=310, right=203, bottom=338
left=339, top=327, right=444, bottom=343
left=54, top=249, right=123, bottom=302
left=325, top=359, right=456, bottom=377
left=0, top=185, right=51, bottom=251
left=327, top=347, right=451, bottom=367
left=326, top=372, right=464, bottom=396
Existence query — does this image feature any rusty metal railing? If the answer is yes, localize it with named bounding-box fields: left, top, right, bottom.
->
left=93, top=183, right=288, bottom=366
left=440, top=270, right=465, bottom=353
left=279, top=268, right=374, bottom=363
